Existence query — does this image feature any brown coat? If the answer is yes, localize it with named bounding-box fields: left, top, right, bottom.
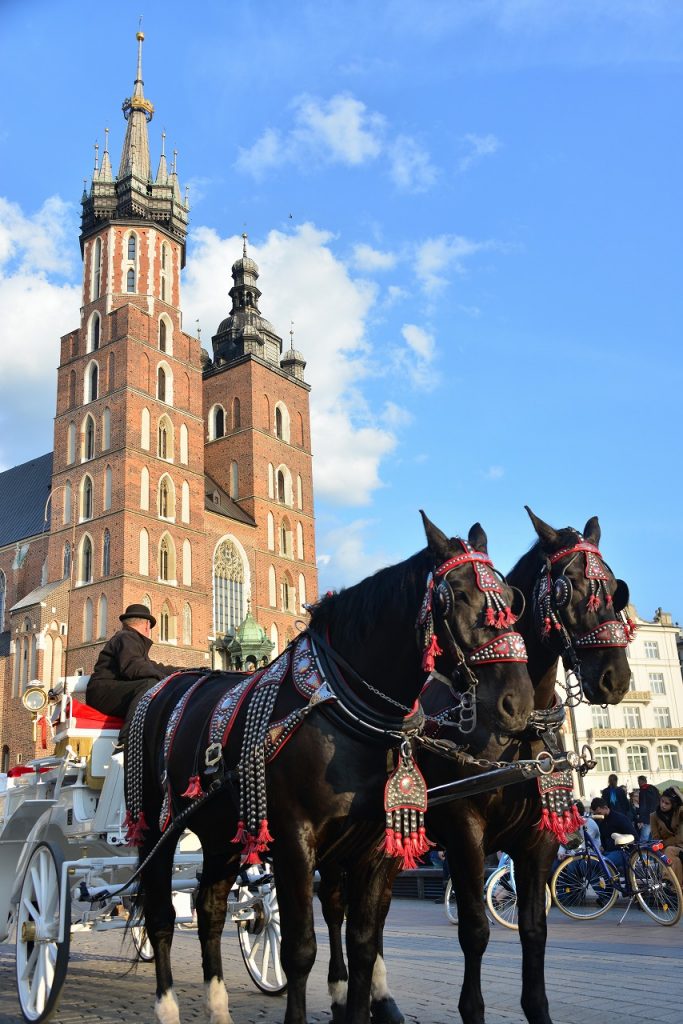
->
left=650, top=807, right=683, bottom=848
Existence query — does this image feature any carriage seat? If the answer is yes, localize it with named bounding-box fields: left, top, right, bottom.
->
left=53, top=696, right=124, bottom=789
left=611, top=831, right=635, bottom=847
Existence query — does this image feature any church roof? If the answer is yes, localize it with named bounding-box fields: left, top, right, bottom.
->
left=204, top=474, right=256, bottom=527
left=10, top=580, right=64, bottom=613
left=0, top=453, right=53, bottom=548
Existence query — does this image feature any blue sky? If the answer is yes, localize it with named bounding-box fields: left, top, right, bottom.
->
left=1, top=0, right=682, bottom=622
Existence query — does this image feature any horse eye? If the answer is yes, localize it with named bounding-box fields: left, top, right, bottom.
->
left=452, top=590, right=469, bottom=604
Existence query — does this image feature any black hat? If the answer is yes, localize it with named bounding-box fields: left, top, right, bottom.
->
left=120, top=603, right=156, bottom=628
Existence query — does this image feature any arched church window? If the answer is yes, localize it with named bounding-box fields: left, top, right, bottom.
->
left=213, top=539, right=245, bottom=637
left=84, top=416, right=95, bottom=460
left=160, top=319, right=167, bottom=352
left=102, top=529, right=111, bottom=576
left=127, top=268, right=135, bottom=293
left=128, top=234, right=136, bottom=261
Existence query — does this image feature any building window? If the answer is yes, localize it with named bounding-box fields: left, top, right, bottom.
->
left=160, top=606, right=170, bottom=642
left=87, top=362, right=99, bottom=402
left=214, top=406, right=225, bottom=439
left=63, top=542, right=71, bottom=579
left=654, top=706, right=672, bottom=729
left=280, top=519, right=292, bottom=558
left=275, top=407, right=283, bottom=439
left=233, top=397, right=241, bottom=429
left=274, top=403, right=290, bottom=442
left=644, top=640, right=660, bottom=659
left=594, top=745, right=619, bottom=774
left=84, top=416, right=95, bottom=460
left=128, top=234, right=136, bottom=261
left=93, top=238, right=102, bottom=299
left=213, top=539, right=245, bottom=637
left=277, top=470, right=286, bottom=503
left=158, top=418, right=170, bottom=459
left=591, top=707, right=610, bottom=729
left=158, top=366, right=167, bottom=402
left=624, top=706, right=642, bottom=729
left=91, top=313, right=100, bottom=351
left=657, top=744, right=681, bottom=771
left=626, top=745, right=650, bottom=772
left=649, top=672, right=665, bottom=695
left=127, top=268, right=135, bottom=293
left=160, top=319, right=167, bottom=352
left=281, top=576, right=294, bottom=612
left=80, top=536, right=93, bottom=583
left=102, top=529, right=111, bottom=576
left=82, top=475, right=93, bottom=520
left=160, top=537, right=170, bottom=581
left=97, top=594, right=108, bottom=638
left=182, top=602, right=192, bottom=646
left=161, top=276, right=167, bottom=302
left=159, top=477, right=170, bottom=518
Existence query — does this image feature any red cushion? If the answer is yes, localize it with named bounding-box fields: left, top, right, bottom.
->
left=68, top=697, right=124, bottom=730
left=7, top=765, right=54, bottom=777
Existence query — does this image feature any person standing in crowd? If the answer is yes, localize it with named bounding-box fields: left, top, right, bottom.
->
left=635, top=775, right=660, bottom=841
left=600, top=774, right=631, bottom=816
left=649, top=788, right=683, bottom=886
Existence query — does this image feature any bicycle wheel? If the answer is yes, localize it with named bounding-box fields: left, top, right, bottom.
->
left=486, top=867, right=518, bottom=929
left=444, top=879, right=458, bottom=925
left=628, top=849, right=683, bottom=926
left=551, top=854, right=618, bottom=919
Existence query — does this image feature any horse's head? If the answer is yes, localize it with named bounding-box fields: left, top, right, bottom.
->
left=420, top=512, right=535, bottom=736
left=525, top=507, right=632, bottom=705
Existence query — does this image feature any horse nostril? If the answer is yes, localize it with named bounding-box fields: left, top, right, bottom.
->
left=500, top=693, right=517, bottom=721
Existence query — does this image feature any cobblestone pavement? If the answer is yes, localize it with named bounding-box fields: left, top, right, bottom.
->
left=1, top=901, right=680, bottom=1024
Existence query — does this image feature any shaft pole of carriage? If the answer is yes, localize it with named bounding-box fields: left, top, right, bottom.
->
left=426, top=754, right=576, bottom=808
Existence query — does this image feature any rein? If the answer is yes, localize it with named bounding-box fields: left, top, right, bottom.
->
left=533, top=538, right=636, bottom=707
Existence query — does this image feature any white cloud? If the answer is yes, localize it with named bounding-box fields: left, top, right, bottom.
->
left=0, top=197, right=80, bottom=466
left=316, top=518, right=392, bottom=588
left=458, top=132, right=501, bottom=172
left=351, top=243, right=397, bottom=272
left=393, top=323, right=438, bottom=390
left=483, top=465, right=505, bottom=481
left=415, top=234, right=493, bottom=293
left=236, top=92, right=437, bottom=193
left=183, top=222, right=397, bottom=507
left=401, top=324, right=435, bottom=362
left=389, top=135, right=438, bottom=191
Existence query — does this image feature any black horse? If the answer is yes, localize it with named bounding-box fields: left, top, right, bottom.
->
left=129, top=514, right=535, bottom=1024
left=321, top=508, right=632, bottom=1024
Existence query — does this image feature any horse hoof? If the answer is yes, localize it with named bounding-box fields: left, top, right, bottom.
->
left=370, top=997, right=405, bottom=1024
left=331, top=1002, right=346, bottom=1024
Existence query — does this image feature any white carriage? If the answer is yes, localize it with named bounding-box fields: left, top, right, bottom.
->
left=0, top=677, right=285, bottom=1023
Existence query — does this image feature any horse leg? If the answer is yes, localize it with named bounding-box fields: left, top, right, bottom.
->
left=447, top=840, right=489, bottom=1024
left=369, top=861, right=404, bottom=1024
left=272, top=826, right=317, bottom=1024
left=343, top=859, right=390, bottom=1024
left=141, top=839, right=180, bottom=1024
left=510, top=842, right=556, bottom=1024
left=195, top=848, right=240, bottom=1024
left=318, top=866, right=348, bottom=1024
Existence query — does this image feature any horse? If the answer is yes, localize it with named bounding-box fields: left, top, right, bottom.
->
left=320, top=508, right=633, bottom=1024
left=128, top=513, right=536, bottom=1024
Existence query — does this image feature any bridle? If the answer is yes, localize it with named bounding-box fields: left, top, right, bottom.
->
left=532, top=537, right=636, bottom=706
left=417, top=540, right=528, bottom=734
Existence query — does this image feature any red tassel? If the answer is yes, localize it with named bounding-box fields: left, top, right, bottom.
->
left=401, top=836, right=419, bottom=871
left=543, top=618, right=552, bottom=637
left=606, top=594, right=613, bottom=607
left=587, top=594, right=601, bottom=611
left=181, top=774, right=203, bottom=799
left=485, top=606, right=496, bottom=627
left=380, top=827, right=396, bottom=857
left=257, top=818, right=274, bottom=847
left=495, top=610, right=507, bottom=629
left=393, top=831, right=404, bottom=857
left=568, top=805, right=585, bottom=831
left=231, top=820, right=247, bottom=845
left=422, top=633, right=443, bottom=673
left=416, top=825, right=434, bottom=856
left=125, top=811, right=148, bottom=847
left=537, top=807, right=550, bottom=834
left=505, top=607, right=516, bottom=627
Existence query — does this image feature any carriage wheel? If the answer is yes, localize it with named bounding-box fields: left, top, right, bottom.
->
left=129, top=915, right=155, bottom=962
left=15, top=841, right=71, bottom=1023
left=629, top=849, right=683, bottom=926
left=235, top=867, right=286, bottom=995
left=550, top=854, right=618, bottom=919
left=443, top=880, right=458, bottom=925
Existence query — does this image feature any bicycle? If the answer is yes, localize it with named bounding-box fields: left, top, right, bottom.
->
left=550, top=825, right=682, bottom=926
left=443, top=854, right=551, bottom=930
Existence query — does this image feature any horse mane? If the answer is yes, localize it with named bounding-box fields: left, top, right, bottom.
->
left=507, top=525, right=585, bottom=595
left=308, top=547, right=432, bottom=654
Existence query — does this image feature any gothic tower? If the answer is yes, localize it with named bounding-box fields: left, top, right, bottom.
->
left=47, top=32, right=210, bottom=674
left=203, top=237, right=316, bottom=663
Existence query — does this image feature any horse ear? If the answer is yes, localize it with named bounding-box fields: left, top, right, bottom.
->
left=467, top=522, right=488, bottom=554
left=525, top=506, right=560, bottom=549
left=420, top=510, right=451, bottom=560
left=583, top=516, right=601, bottom=546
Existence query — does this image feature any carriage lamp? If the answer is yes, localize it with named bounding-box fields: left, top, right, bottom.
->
left=22, top=686, right=48, bottom=714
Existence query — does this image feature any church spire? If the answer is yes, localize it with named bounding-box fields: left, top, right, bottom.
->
left=118, top=30, right=154, bottom=180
